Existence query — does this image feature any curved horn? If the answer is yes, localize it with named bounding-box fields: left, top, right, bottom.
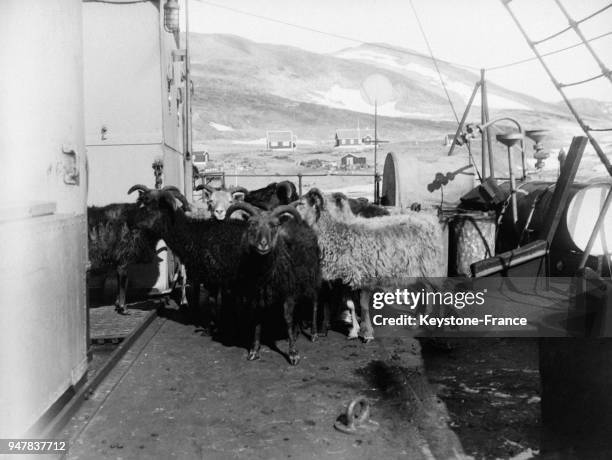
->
left=161, top=185, right=181, bottom=194
left=128, top=184, right=150, bottom=195
left=195, top=183, right=216, bottom=194
left=289, top=199, right=301, bottom=207
left=271, top=205, right=302, bottom=222
left=230, top=185, right=248, bottom=194
left=306, top=188, right=325, bottom=209
left=164, top=188, right=191, bottom=210
left=226, top=202, right=260, bottom=220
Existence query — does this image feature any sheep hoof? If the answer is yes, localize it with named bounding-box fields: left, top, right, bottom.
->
left=310, top=333, right=318, bottom=343
left=288, top=352, right=300, bottom=366
left=115, top=305, right=129, bottom=315
left=247, top=350, right=260, bottom=361
left=347, top=329, right=359, bottom=340
left=360, top=335, right=374, bottom=343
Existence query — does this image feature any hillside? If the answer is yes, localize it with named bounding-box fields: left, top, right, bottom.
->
left=188, top=33, right=609, bottom=155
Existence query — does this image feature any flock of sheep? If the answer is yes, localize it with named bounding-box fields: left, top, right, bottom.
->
left=87, top=181, right=444, bottom=365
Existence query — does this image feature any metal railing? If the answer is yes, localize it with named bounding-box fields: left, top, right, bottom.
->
left=196, top=171, right=381, bottom=201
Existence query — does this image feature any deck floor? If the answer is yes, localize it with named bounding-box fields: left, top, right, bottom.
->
left=62, top=304, right=463, bottom=459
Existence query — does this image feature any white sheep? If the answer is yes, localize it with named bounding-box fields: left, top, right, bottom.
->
left=296, top=188, right=445, bottom=341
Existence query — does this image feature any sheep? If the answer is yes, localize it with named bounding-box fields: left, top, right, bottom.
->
left=244, top=181, right=299, bottom=211
left=87, top=185, right=188, bottom=314
left=294, top=188, right=445, bottom=341
left=128, top=184, right=251, bottom=328
left=347, top=196, right=390, bottom=218
left=195, top=184, right=248, bottom=220
left=226, top=202, right=321, bottom=365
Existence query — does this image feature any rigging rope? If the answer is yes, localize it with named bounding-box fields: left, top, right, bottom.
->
left=408, top=0, right=460, bottom=124
left=196, top=0, right=611, bottom=76
left=487, top=30, right=612, bottom=71
left=196, top=0, right=481, bottom=71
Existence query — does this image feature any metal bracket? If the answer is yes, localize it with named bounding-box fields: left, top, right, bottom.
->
left=61, top=144, right=80, bottom=186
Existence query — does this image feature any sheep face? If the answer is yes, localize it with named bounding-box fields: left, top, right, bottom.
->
left=295, top=188, right=324, bottom=226
left=132, top=190, right=178, bottom=235
left=228, top=203, right=302, bottom=255
left=202, top=188, right=245, bottom=220
left=245, top=214, right=282, bottom=255
left=328, top=192, right=356, bottom=222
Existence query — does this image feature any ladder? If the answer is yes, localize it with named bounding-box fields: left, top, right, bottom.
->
left=501, top=0, right=612, bottom=272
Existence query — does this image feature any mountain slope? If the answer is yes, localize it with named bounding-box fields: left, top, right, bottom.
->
left=188, top=33, right=585, bottom=141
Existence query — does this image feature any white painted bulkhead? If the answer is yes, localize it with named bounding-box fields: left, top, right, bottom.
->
left=82, top=1, right=186, bottom=292
left=82, top=0, right=185, bottom=205
left=0, top=0, right=88, bottom=437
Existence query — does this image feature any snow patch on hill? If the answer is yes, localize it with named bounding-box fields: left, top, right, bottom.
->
left=337, top=49, right=531, bottom=111
left=209, top=121, right=234, bottom=132
left=309, top=84, right=432, bottom=118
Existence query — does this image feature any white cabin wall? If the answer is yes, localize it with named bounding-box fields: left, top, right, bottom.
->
left=83, top=0, right=184, bottom=205
left=0, top=0, right=87, bottom=436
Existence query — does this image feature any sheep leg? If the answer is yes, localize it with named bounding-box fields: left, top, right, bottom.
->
left=115, top=266, right=129, bottom=315
left=179, top=264, right=188, bottom=307
left=346, top=297, right=360, bottom=339
left=310, top=299, right=318, bottom=342
left=320, top=299, right=330, bottom=337
left=247, top=307, right=262, bottom=361
left=188, top=278, right=204, bottom=326
left=284, top=297, right=300, bottom=365
left=358, top=289, right=375, bottom=343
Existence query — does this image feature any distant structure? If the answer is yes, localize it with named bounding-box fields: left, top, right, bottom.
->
left=267, top=130, right=296, bottom=151
left=341, top=153, right=367, bottom=169
left=335, top=128, right=375, bottom=147
left=193, top=150, right=209, bottom=169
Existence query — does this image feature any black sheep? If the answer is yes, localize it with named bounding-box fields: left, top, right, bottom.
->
left=227, top=203, right=321, bottom=365
left=87, top=185, right=187, bottom=313
left=244, top=181, right=299, bottom=211
left=347, top=196, right=390, bottom=218
left=129, top=185, right=250, bottom=326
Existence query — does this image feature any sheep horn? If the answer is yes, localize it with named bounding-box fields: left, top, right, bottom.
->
left=226, top=202, right=259, bottom=220
left=195, top=184, right=216, bottom=194
left=164, top=188, right=191, bottom=210
left=289, top=200, right=301, bottom=207
left=271, top=205, right=302, bottom=222
left=307, top=188, right=325, bottom=210
left=161, top=185, right=182, bottom=194
left=127, top=184, right=150, bottom=195
left=230, top=186, right=248, bottom=195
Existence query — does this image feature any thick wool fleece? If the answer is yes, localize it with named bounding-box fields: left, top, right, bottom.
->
left=313, top=210, right=445, bottom=289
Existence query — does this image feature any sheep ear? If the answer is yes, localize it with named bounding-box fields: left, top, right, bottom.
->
left=232, top=191, right=245, bottom=202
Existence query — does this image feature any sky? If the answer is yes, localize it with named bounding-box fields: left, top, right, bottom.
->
left=181, top=0, right=612, bottom=103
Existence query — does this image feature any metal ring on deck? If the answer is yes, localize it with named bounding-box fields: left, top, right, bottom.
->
left=333, top=397, right=380, bottom=434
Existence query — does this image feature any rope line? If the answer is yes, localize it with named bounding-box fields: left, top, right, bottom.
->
left=487, top=30, right=612, bottom=71
left=532, top=3, right=612, bottom=45
left=195, top=0, right=480, bottom=71
left=195, top=0, right=611, bottom=76
left=408, top=0, right=460, bottom=123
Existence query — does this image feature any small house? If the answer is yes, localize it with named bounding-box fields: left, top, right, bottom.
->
left=341, top=153, right=367, bottom=169
left=335, top=128, right=375, bottom=147
left=267, top=130, right=296, bottom=151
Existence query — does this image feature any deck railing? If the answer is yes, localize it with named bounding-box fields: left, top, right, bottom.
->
left=196, top=171, right=382, bottom=202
